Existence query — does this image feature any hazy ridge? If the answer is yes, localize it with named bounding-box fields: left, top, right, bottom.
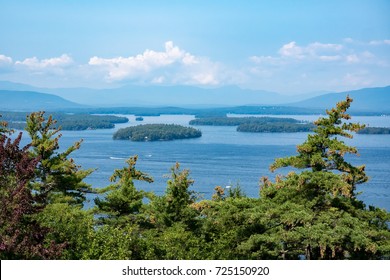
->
left=0, top=81, right=389, bottom=114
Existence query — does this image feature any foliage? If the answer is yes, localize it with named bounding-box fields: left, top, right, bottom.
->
left=0, top=99, right=389, bottom=260
left=149, top=163, right=199, bottom=229
left=94, top=156, right=153, bottom=226
left=0, top=114, right=11, bottom=135
left=197, top=197, right=266, bottom=259
left=0, top=119, right=64, bottom=259
left=35, top=203, right=94, bottom=259
left=81, top=225, right=139, bottom=260
left=26, top=112, right=93, bottom=206
left=113, top=124, right=201, bottom=141
left=141, top=223, right=209, bottom=260
left=259, top=96, right=390, bottom=259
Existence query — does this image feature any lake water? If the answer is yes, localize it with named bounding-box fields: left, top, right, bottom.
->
left=32, top=114, right=390, bottom=210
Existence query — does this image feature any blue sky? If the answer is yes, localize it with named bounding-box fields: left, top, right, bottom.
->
left=0, top=0, right=389, bottom=94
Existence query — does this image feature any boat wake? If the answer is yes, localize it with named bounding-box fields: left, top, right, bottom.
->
left=109, top=156, right=126, bottom=160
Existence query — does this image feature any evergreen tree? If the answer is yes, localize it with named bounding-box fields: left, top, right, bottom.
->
left=26, top=112, right=93, bottom=206
left=257, top=97, right=390, bottom=259
left=0, top=117, right=64, bottom=259
left=94, top=155, right=153, bottom=226
left=150, top=163, right=198, bottom=229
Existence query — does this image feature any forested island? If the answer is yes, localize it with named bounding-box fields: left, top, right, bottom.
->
left=357, top=127, right=390, bottom=134
left=237, top=122, right=315, bottom=133
left=113, top=124, right=202, bottom=141
left=189, top=116, right=300, bottom=126
left=190, top=116, right=315, bottom=133
left=0, top=111, right=128, bottom=130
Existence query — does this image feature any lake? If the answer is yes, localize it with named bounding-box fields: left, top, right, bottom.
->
left=43, top=114, right=390, bottom=210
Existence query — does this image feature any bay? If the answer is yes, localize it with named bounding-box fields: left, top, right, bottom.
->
left=28, top=114, right=390, bottom=210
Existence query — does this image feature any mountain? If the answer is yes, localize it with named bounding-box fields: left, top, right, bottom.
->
left=289, top=86, right=390, bottom=113
left=1, top=81, right=389, bottom=113
left=0, top=81, right=288, bottom=106
left=43, top=85, right=287, bottom=107
left=0, top=81, right=39, bottom=91
left=0, top=90, right=85, bottom=111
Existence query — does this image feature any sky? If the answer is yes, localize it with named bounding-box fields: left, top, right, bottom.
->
left=0, top=0, right=389, bottom=95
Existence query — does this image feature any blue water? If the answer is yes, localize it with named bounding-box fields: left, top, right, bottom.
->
left=18, top=114, right=390, bottom=210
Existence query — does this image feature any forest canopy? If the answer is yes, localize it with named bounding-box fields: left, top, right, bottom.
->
left=0, top=99, right=389, bottom=260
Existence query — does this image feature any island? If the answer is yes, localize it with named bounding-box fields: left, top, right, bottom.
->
left=113, top=124, right=202, bottom=141
left=189, top=116, right=315, bottom=133
left=189, top=116, right=300, bottom=126
left=237, top=122, right=315, bottom=133
left=357, top=127, right=390, bottom=134
left=0, top=111, right=129, bottom=130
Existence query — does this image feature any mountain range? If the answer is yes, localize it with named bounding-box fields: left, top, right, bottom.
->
left=0, top=81, right=389, bottom=113
left=0, top=90, right=83, bottom=111
left=290, top=86, right=390, bottom=112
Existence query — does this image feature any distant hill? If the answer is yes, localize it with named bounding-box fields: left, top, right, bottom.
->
left=43, top=85, right=287, bottom=107
left=290, top=86, right=390, bottom=113
left=0, top=81, right=389, bottom=113
left=0, top=81, right=289, bottom=106
left=0, top=90, right=85, bottom=111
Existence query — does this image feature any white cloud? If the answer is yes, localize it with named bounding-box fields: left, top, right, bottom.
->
left=191, top=72, right=219, bottom=85
left=278, top=41, right=343, bottom=60
left=0, top=54, right=14, bottom=73
left=88, top=41, right=200, bottom=81
left=369, top=39, right=390, bottom=46
left=247, top=39, right=390, bottom=93
left=279, top=41, right=304, bottom=59
left=318, top=55, right=342, bottom=61
left=1, top=39, right=389, bottom=94
left=0, top=54, right=13, bottom=65
left=307, top=42, right=343, bottom=51
left=88, top=41, right=222, bottom=86
left=252, top=40, right=388, bottom=67
left=15, top=54, right=73, bottom=70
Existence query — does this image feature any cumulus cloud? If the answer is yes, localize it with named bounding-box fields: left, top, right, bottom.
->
left=247, top=39, right=390, bottom=93
left=88, top=41, right=200, bottom=81
left=0, top=54, right=14, bottom=72
left=0, top=54, right=13, bottom=65
left=87, top=41, right=226, bottom=86
left=278, top=41, right=305, bottom=59
left=1, top=39, right=389, bottom=93
left=15, top=54, right=73, bottom=70
left=278, top=41, right=343, bottom=60
left=251, top=40, right=388, bottom=67
left=0, top=44, right=230, bottom=87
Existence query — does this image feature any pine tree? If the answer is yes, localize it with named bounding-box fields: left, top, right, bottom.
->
left=94, top=155, right=153, bottom=226
left=257, top=97, right=390, bottom=259
left=0, top=117, right=64, bottom=259
left=26, top=112, right=93, bottom=206
left=150, top=163, right=198, bottom=229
